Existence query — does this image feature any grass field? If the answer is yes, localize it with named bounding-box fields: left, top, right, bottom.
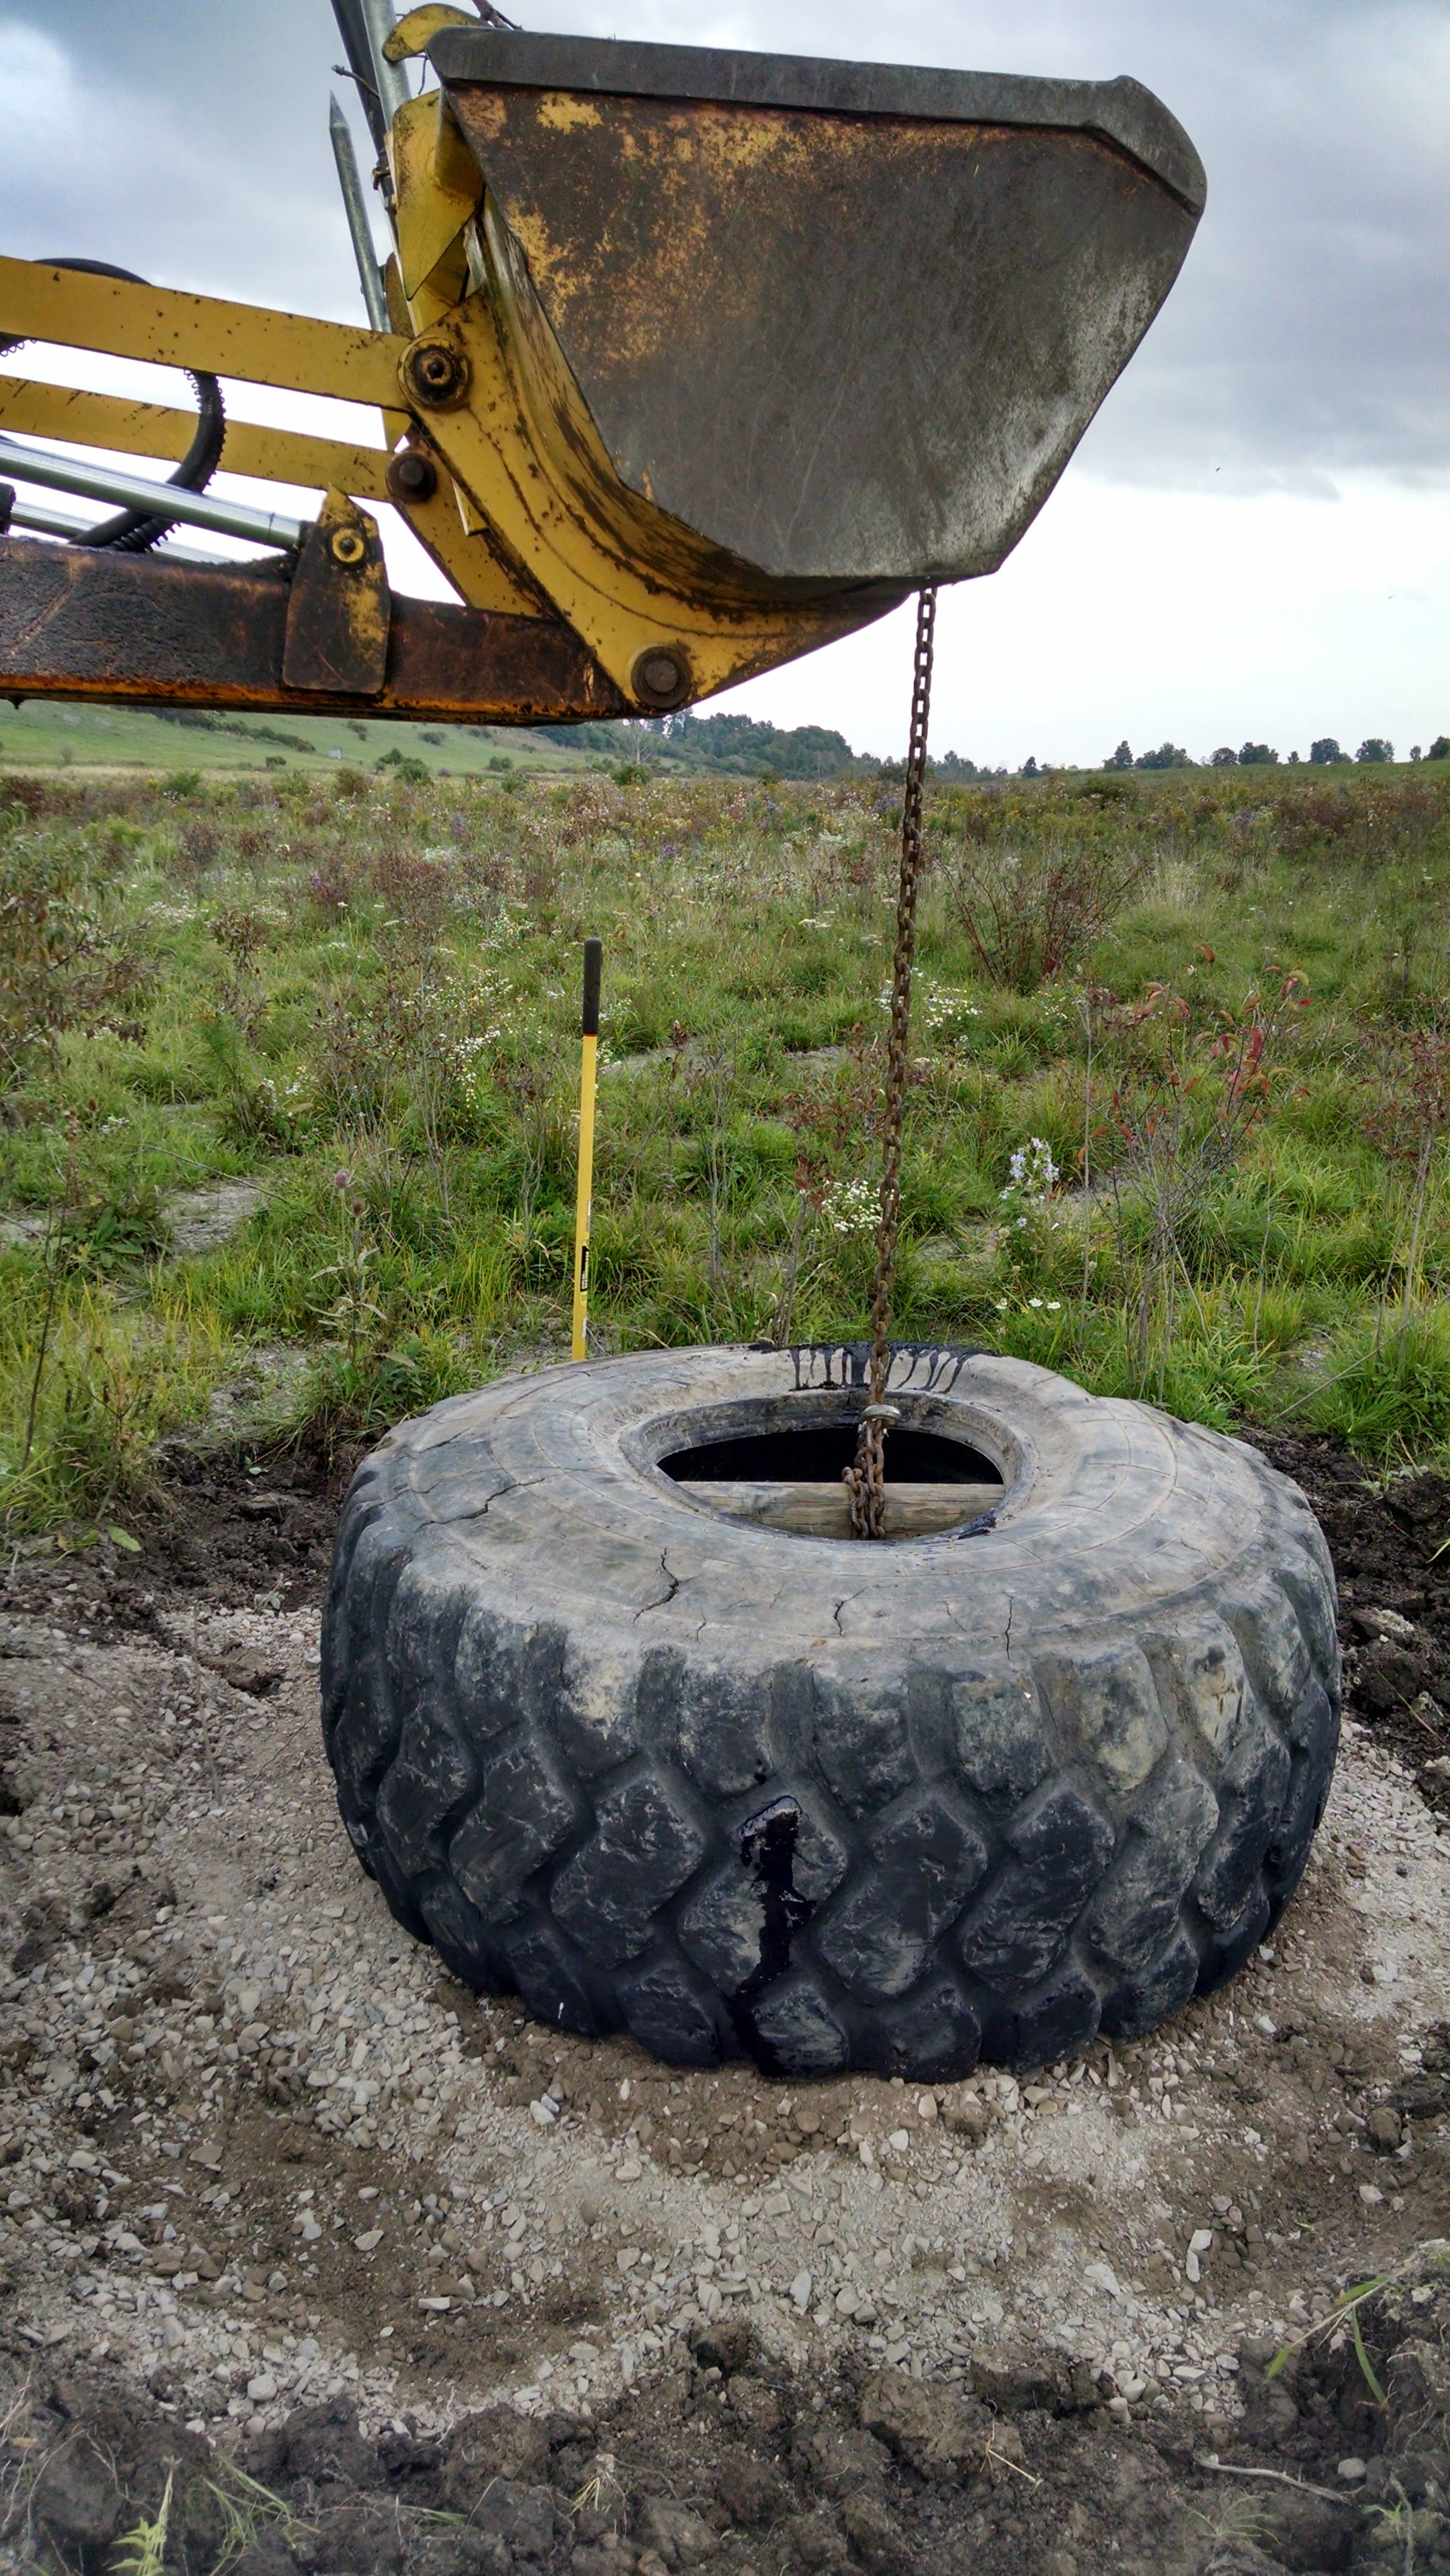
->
left=2, top=750, right=1449, bottom=1532
left=0, top=694, right=595, bottom=779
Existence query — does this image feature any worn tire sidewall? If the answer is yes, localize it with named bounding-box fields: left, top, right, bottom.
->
left=321, top=1346, right=1340, bottom=2076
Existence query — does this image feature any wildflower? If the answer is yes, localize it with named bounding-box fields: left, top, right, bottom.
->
left=822, top=1178, right=878, bottom=1238
left=1027, top=1298, right=1043, bottom=1308
left=1002, top=1137, right=1058, bottom=1202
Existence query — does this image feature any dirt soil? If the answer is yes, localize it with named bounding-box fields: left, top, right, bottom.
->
left=0, top=1430, right=1449, bottom=2575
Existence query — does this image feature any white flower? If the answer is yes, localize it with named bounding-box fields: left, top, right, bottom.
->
left=1000, top=1136, right=1058, bottom=1209
left=822, top=1178, right=878, bottom=1238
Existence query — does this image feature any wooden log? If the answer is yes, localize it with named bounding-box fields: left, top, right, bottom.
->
left=674, top=1479, right=1000, bottom=1539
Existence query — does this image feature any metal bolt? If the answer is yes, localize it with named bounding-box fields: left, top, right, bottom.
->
left=328, top=526, right=368, bottom=567
left=631, top=645, right=690, bottom=710
left=403, top=339, right=471, bottom=410
left=385, top=447, right=439, bottom=504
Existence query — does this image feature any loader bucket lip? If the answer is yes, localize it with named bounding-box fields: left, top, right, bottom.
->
left=428, top=31, right=1206, bottom=216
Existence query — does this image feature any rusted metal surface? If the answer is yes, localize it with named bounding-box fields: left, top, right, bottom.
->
left=437, top=33, right=1203, bottom=587
left=281, top=491, right=391, bottom=696
left=431, top=36, right=1206, bottom=204
left=0, top=535, right=628, bottom=723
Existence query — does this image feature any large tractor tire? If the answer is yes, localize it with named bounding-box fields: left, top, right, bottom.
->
left=321, top=1346, right=1339, bottom=2077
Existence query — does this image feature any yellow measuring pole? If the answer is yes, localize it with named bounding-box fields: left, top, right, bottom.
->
left=571, top=939, right=603, bottom=1361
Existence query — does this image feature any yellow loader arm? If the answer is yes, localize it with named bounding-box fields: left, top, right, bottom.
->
left=0, top=10, right=1204, bottom=727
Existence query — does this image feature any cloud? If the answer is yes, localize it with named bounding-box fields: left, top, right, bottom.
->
left=0, top=23, right=88, bottom=184
left=0, top=3, right=375, bottom=326
left=2, top=0, right=1446, bottom=490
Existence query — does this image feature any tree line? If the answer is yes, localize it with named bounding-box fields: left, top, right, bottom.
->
left=1101, top=736, right=1448, bottom=772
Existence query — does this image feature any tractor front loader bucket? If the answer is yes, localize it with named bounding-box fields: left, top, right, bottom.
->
left=0, top=24, right=1203, bottom=727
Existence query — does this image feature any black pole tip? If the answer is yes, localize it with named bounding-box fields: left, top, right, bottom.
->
left=582, top=937, right=603, bottom=1037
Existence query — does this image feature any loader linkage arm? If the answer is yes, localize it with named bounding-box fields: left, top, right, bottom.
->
left=0, top=16, right=1204, bottom=730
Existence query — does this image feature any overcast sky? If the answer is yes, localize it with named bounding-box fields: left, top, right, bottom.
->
left=2, top=0, right=1447, bottom=761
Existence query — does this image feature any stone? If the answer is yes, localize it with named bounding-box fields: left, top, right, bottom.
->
left=1367, top=2107, right=1403, bottom=2153
left=166, top=1178, right=266, bottom=1255
left=858, top=2373, right=989, bottom=2481
left=636, top=2498, right=718, bottom=2566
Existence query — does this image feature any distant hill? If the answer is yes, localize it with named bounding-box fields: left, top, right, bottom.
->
left=0, top=693, right=872, bottom=781
left=528, top=710, right=864, bottom=778
left=0, top=696, right=593, bottom=778
left=0, top=692, right=1004, bottom=784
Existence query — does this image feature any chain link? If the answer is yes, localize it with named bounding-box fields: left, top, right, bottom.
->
left=843, top=583, right=938, bottom=1540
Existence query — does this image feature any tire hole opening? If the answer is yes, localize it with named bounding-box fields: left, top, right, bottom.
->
left=659, top=1423, right=1003, bottom=1541
left=660, top=1425, right=999, bottom=1483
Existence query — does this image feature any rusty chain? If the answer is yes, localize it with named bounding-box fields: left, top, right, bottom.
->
left=843, top=582, right=938, bottom=1540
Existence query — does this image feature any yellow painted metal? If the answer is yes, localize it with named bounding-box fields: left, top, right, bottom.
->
left=400, top=211, right=882, bottom=703
left=571, top=1027, right=599, bottom=1361
left=0, top=374, right=394, bottom=499
left=283, top=488, right=391, bottom=693
left=391, top=93, right=482, bottom=303
left=382, top=255, right=412, bottom=339
left=0, top=366, right=538, bottom=617
left=384, top=5, right=478, bottom=65
left=392, top=446, right=547, bottom=617
left=0, top=119, right=885, bottom=710
left=0, top=257, right=409, bottom=411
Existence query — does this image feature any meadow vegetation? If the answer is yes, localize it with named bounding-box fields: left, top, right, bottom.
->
left=2, top=752, right=1449, bottom=1532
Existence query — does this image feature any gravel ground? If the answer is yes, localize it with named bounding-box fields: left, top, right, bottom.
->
left=0, top=1438, right=1448, bottom=2574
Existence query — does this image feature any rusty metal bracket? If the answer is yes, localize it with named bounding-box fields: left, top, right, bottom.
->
left=0, top=532, right=627, bottom=722
left=282, top=489, right=391, bottom=695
